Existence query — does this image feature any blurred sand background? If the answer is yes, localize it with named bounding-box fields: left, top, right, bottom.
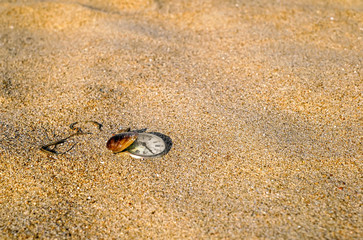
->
left=0, top=0, right=362, bottom=238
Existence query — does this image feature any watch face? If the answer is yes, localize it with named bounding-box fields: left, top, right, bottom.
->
left=125, top=133, right=166, bottom=158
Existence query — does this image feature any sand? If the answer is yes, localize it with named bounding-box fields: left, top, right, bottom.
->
left=0, top=0, right=362, bottom=239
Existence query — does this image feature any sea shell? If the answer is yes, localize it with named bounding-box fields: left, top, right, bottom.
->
left=106, top=132, right=138, bottom=153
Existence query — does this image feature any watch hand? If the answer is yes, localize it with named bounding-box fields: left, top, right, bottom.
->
left=140, top=142, right=155, bottom=154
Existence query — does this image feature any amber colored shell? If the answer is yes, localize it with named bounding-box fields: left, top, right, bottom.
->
left=106, top=132, right=138, bottom=153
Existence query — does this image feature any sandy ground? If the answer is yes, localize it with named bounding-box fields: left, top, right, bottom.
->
left=0, top=0, right=362, bottom=239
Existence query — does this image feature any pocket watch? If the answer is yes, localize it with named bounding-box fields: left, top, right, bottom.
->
left=106, top=131, right=171, bottom=159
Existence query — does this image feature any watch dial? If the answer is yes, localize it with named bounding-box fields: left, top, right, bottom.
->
left=126, top=133, right=166, bottom=157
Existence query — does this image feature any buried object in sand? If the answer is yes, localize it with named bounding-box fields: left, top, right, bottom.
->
left=106, top=131, right=172, bottom=159
left=40, top=122, right=172, bottom=158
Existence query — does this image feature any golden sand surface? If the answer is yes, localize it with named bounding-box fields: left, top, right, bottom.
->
left=0, top=0, right=362, bottom=238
